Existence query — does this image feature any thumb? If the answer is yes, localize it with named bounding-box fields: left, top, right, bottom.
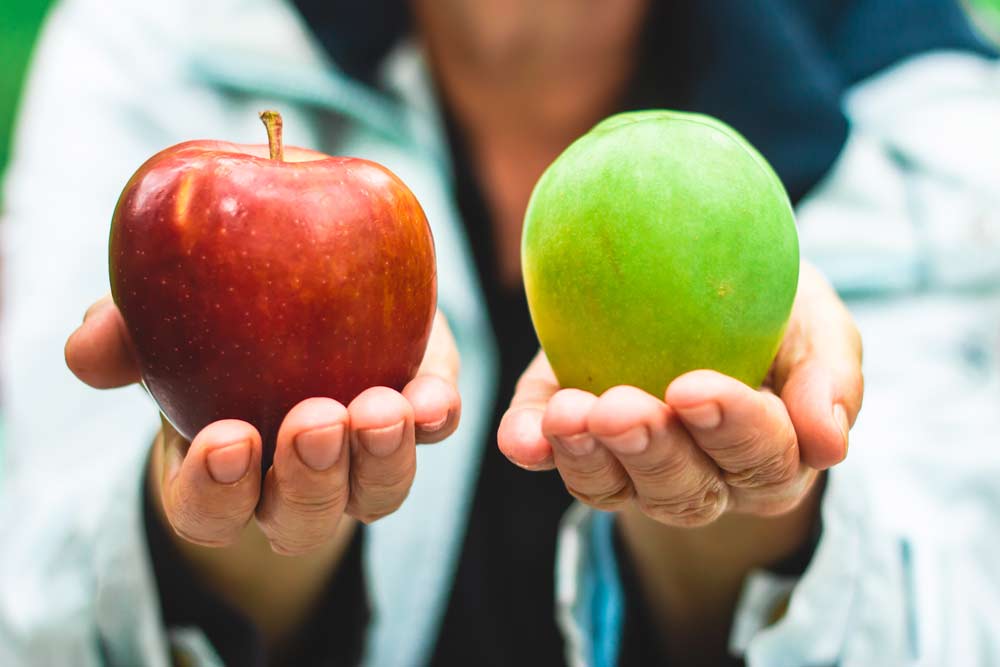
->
left=772, top=264, right=863, bottom=470
left=64, top=294, right=141, bottom=389
left=496, top=350, right=561, bottom=470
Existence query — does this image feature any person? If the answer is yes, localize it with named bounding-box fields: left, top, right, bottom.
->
left=1, top=1, right=998, bottom=665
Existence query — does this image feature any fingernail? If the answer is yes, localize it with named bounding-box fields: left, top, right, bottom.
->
left=833, top=404, right=850, bottom=448
left=358, top=420, right=406, bottom=457
left=600, top=426, right=648, bottom=454
left=420, top=414, right=448, bottom=432
left=555, top=433, right=596, bottom=456
left=295, top=424, right=345, bottom=471
left=676, top=402, right=722, bottom=430
left=206, top=440, right=251, bottom=484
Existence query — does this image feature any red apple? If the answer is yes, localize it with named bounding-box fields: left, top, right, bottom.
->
left=110, top=111, right=436, bottom=456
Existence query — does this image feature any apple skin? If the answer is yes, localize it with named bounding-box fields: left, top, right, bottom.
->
left=522, top=110, right=799, bottom=396
left=110, top=140, right=436, bottom=454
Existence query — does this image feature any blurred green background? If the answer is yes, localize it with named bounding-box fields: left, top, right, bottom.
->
left=1, top=0, right=53, bottom=189
left=0, top=0, right=998, bottom=185
left=973, top=0, right=1000, bottom=40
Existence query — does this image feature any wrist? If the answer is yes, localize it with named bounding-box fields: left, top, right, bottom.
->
left=616, top=473, right=825, bottom=660
left=146, top=431, right=357, bottom=644
left=620, top=471, right=824, bottom=576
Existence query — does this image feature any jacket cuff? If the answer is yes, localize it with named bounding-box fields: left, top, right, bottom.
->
left=555, top=491, right=824, bottom=667
left=555, top=505, right=623, bottom=667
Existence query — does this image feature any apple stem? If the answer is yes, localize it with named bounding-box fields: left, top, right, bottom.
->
left=258, top=110, right=284, bottom=161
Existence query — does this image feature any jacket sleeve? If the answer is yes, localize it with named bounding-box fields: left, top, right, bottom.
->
left=797, top=51, right=1000, bottom=294
left=2, top=0, right=193, bottom=480
left=0, top=0, right=254, bottom=664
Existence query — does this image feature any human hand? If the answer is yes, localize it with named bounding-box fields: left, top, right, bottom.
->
left=497, top=262, right=862, bottom=525
left=66, top=297, right=461, bottom=553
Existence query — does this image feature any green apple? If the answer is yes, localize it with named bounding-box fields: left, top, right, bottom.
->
left=522, top=110, right=799, bottom=396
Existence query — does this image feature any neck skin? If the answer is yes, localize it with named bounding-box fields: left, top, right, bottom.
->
left=410, top=0, right=649, bottom=288
left=410, top=0, right=648, bottom=134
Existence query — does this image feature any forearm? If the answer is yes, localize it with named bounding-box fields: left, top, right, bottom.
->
left=147, top=436, right=357, bottom=646
left=618, top=474, right=824, bottom=664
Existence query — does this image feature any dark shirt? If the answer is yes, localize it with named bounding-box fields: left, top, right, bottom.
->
left=144, top=2, right=995, bottom=666
left=144, top=488, right=370, bottom=667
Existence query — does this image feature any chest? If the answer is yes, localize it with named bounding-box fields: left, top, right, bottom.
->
left=471, top=137, right=564, bottom=289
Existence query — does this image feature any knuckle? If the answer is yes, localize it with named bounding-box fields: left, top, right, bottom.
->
left=722, top=428, right=768, bottom=459
left=349, top=498, right=408, bottom=525
left=348, top=471, right=414, bottom=523
left=565, top=475, right=633, bottom=511
left=168, top=498, right=254, bottom=546
left=264, top=524, right=328, bottom=556
left=170, top=517, right=242, bottom=548
left=723, top=437, right=798, bottom=489
left=259, top=500, right=346, bottom=554
left=281, top=486, right=348, bottom=518
left=733, top=471, right=816, bottom=517
left=351, top=471, right=414, bottom=505
left=626, top=451, right=689, bottom=482
left=640, top=478, right=728, bottom=527
left=565, top=459, right=621, bottom=486
left=352, top=456, right=416, bottom=495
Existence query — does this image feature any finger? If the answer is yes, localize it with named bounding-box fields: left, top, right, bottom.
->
left=403, top=374, right=461, bottom=444
left=589, top=386, right=728, bottom=527
left=256, top=398, right=350, bottom=555
left=160, top=418, right=262, bottom=547
left=346, top=387, right=416, bottom=523
left=667, top=370, right=812, bottom=515
left=497, top=351, right=560, bottom=470
left=64, top=295, right=140, bottom=388
left=771, top=264, right=864, bottom=469
left=404, top=311, right=462, bottom=443
left=543, top=388, right=634, bottom=511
